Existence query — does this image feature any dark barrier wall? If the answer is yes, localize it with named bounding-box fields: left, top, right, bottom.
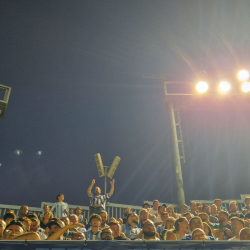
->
left=1, top=240, right=250, bottom=250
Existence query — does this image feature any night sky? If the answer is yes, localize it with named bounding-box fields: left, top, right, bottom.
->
left=1, top=0, right=250, bottom=208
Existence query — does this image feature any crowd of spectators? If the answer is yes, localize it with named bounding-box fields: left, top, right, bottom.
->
left=1, top=179, right=250, bottom=241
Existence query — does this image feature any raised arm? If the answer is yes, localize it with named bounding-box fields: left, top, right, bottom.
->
left=87, top=179, right=95, bottom=195
left=13, top=232, right=41, bottom=240
left=109, top=179, right=115, bottom=196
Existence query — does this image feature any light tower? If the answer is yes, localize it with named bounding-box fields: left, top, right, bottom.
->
left=0, top=84, right=11, bottom=120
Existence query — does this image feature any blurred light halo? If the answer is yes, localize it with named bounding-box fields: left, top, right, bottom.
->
left=219, top=81, right=231, bottom=93
left=14, top=149, right=22, bottom=156
left=242, top=82, right=250, bottom=92
left=196, top=81, right=208, bottom=93
left=238, top=70, right=249, bottom=81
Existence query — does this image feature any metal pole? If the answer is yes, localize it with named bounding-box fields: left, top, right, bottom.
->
left=168, top=101, right=186, bottom=207
left=104, top=166, right=107, bottom=196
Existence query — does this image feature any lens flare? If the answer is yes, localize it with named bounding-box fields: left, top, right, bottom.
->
left=219, top=81, right=231, bottom=93
left=242, top=82, right=250, bottom=92
left=238, top=70, right=249, bottom=81
left=196, top=81, right=208, bottom=93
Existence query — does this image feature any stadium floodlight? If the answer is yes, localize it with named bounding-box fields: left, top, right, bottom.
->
left=107, top=156, right=121, bottom=179
left=242, top=82, right=250, bottom=92
left=238, top=70, right=249, bottom=81
left=94, top=153, right=105, bottom=177
left=218, top=81, right=231, bottom=93
left=196, top=81, right=208, bottom=93
left=0, top=84, right=11, bottom=120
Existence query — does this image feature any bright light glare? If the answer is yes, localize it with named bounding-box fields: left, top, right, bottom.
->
left=242, top=82, right=250, bottom=92
left=238, top=70, right=249, bottom=81
left=196, top=81, right=208, bottom=93
left=219, top=81, right=231, bottom=93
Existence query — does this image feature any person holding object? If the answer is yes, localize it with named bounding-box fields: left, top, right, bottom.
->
left=87, top=179, right=115, bottom=215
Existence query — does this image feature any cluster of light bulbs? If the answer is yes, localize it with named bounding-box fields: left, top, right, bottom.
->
left=196, top=70, right=250, bottom=93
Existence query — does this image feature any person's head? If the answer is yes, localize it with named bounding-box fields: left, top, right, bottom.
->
left=214, top=199, right=221, bottom=209
left=218, top=211, right=229, bottom=224
left=127, top=212, right=139, bottom=225
left=183, top=212, right=192, bottom=222
left=2, top=220, right=25, bottom=240
left=192, top=228, right=207, bottom=241
left=94, top=187, right=101, bottom=195
left=190, top=202, right=197, bottom=211
left=0, top=220, right=6, bottom=236
left=18, top=217, right=31, bottom=231
left=139, top=208, right=149, bottom=222
left=203, top=222, right=213, bottom=237
left=229, top=201, right=237, bottom=212
left=245, top=197, right=250, bottom=205
left=142, top=219, right=156, bottom=238
left=159, top=205, right=166, bottom=214
left=197, top=202, right=202, bottom=211
left=101, top=226, right=114, bottom=240
left=174, top=217, right=189, bottom=233
left=240, top=227, right=250, bottom=240
left=198, top=213, right=209, bottom=223
left=19, top=206, right=29, bottom=216
left=211, top=204, right=218, bottom=215
left=100, top=211, right=108, bottom=225
left=3, top=212, right=16, bottom=224
left=61, top=217, right=70, bottom=226
left=165, top=217, right=176, bottom=230
left=56, top=194, right=64, bottom=202
left=153, top=200, right=159, bottom=210
left=202, top=205, right=211, bottom=214
left=161, top=212, right=169, bottom=224
left=89, top=214, right=102, bottom=228
left=189, top=216, right=203, bottom=231
left=42, top=211, right=53, bottom=221
left=117, top=218, right=123, bottom=225
left=123, top=207, right=131, bottom=216
left=109, top=221, right=121, bottom=238
left=166, top=205, right=174, bottom=214
left=72, top=231, right=86, bottom=240
left=231, top=217, right=244, bottom=234
left=43, top=204, right=50, bottom=213
left=69, top=214, right=79, bottom=225
left=30, top=218, right=40, bottom=232
left=26, top=212, right=38, bottom=220
left=47, top=221, right=63, bottom=237
left=165, top=229, right=177, bottom=240
left=75, top=207, right=82, bottom=215
left=142, top=203, right=150, bottom=210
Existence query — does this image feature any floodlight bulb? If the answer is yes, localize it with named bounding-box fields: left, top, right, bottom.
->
left=242, top=82, right=250, bottom=92
left=238, top=70, right=249, bottom=81
left=196, top=81, right=208, bottom=93
left=219, top=81, right=231, bottom=93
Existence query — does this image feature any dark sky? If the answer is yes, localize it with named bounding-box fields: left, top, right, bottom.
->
left=1, top=0, right=250, bottom=208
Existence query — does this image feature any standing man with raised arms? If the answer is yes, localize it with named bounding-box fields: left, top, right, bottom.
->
left=87, top=179, right=115, bottom=216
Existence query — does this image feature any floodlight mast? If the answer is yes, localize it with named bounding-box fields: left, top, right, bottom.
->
left=94, top=154, right=120, bottom=196
left=0, top=84, right=11, bottom=120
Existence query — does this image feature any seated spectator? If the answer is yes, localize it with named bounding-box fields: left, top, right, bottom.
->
left=40, top=211, right=53, bottom=230
left=101, top=226, right=114, bottom=240
left=166, top=205, right=178, bottom=219
left=2, top=220, right=40, bottom=240
left=39, top=204, right=51, bottom=219
left=190, top=202, right=197, bottom=216
left=214, top=199, right=227, bottom=212
left=180, top=204, right=189, bottom=217
left=75, top=207, right=86, bottom=224
left=121, top=212, right=141, bottom=240
left=18, top=217, right=31, bottom=232
left=135, top=220, right=160, bottom=241
left=0, top=220, right=6, bottom=239
left=110, top=221, right=128, bottom=240
left=138, top=208, right=149, bottom=228
left=191, top=228, right=208, bottom=241
left=117, top=218, right=123, bottom=225
left=202, top=204, right=218, bottom=223
left=84, top=214, right=102, bottom=240
left=149, top=200, right=159, bottom=216
left=71, top=231, right=86, bottom=240
left=30, top=218, right=47, bottom=240
left=3, top=212, right=16, bottom=225
left=154, top=205, right=166, bottom=227
left=60, top=217, right=72, bottom=240
left=159, top=216, right=176, bottom=240
left=199, top=213, right=215, bottom=228
left=51, top=194, right=69, bottom=219
left=212, top=211, right=233, bottom=240
left=99, top=211, right=108, bottom=230
left=211, top=204, right=218, bottom=218
left=196, top=202, right=203, bottom=214
left=123, top=207, right=131, bottom=224
left=182, top=216, right=215, bottom=240
left=240, top=227, right=250, bottom=240
left=242, top=197, right=250, bottom=215
left=183, top=212, right=193, bottom=222
left=69, top=214, right=86, bottom=233
left=203, top=222, right=214, bottom=238
left=228, top=217, right=244, bottom=241
left=229, top=201, right=244, bottom=220
left=165, top=217, right=189, bottom=240
left=156, top=212, right=169, bottom=234
left=18, top=206, right=29, bottom=219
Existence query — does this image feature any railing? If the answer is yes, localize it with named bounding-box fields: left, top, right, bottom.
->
left=0, top=194, right=249, bottom=219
